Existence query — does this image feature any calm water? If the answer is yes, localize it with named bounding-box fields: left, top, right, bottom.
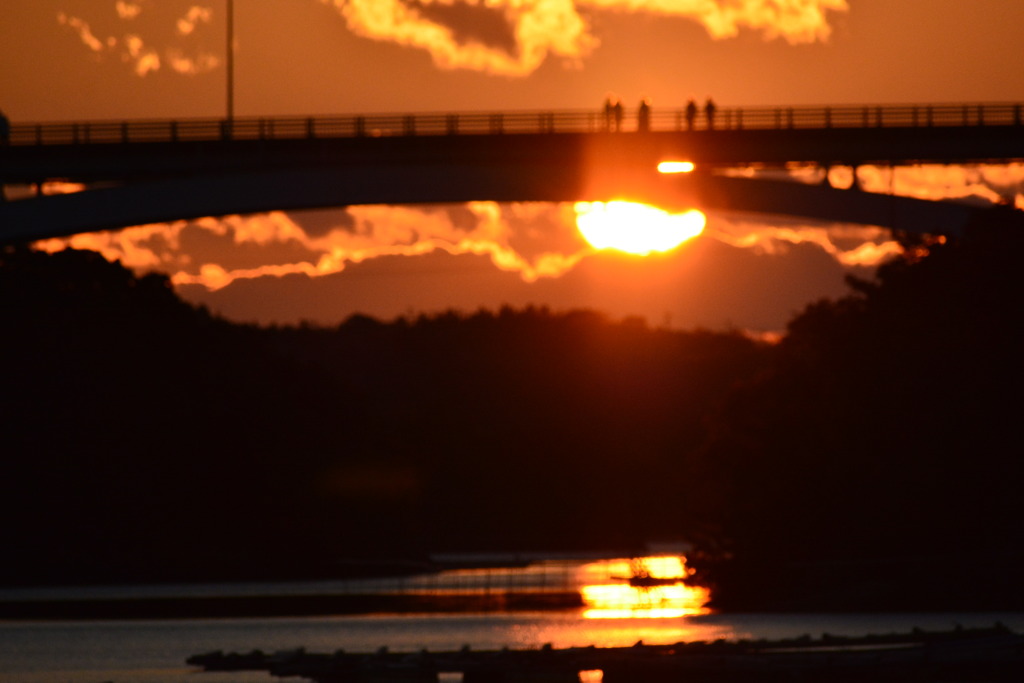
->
left=3, top=610, right=1023, bottom=683
left=2, top=562, right=1020, bottom=683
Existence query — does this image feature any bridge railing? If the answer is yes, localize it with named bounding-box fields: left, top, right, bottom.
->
left=719, top=103, right=1024, bottom=130
left=5, top=103, right=1021, bottom=146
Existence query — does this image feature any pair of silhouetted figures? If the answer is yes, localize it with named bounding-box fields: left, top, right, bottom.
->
left=602, top=97, right=715, bottom=132
left=603, top=96, right=625, bottom=131
left=603, top=97, right=653, bottom=132
left=685, top=97, right=717, bottom=130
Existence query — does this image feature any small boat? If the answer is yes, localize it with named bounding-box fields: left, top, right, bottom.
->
left=611, top=558, right=685, bottom=589
left=612, top=574, right=684, bottom=589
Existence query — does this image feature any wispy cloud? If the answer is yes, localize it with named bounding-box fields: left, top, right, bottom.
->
left=320, top=0, right=595, bottom=76
left=123, top=33, right=161, bottom=76
left=176, top=5, right=213, bottom=36
left=60, top=1, right=846, bottom=79
left=709, top=219, right=902, bottom=267
left=852, top=163, right=1024, bottom=209
left=34, top=203, right=590, bottom=292
left=320, top=0, right=848, bottom=77
left=582, top=0, right=848, bottom=43
left=57, top=12, right=109, bottom=53
left=57, top=3, right=219, bottom=77
left=116, top=2, right=144, bottom=20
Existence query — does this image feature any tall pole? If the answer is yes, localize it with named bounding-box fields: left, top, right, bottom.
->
left=226, top=0, right=234, bottom=122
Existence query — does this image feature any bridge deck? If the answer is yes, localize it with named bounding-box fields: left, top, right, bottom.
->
left=5, top=102, right=1023, bottom=146
left=3, top=102, right=1022, bottom=188
left=2, top=102, right=1021, bottom=243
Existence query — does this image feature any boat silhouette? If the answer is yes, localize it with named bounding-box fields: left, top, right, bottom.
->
left=611, top=558, right=685, bottom=588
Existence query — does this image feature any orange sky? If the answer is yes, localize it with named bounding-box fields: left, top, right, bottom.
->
left=4, top=1, right=1024, bottom=332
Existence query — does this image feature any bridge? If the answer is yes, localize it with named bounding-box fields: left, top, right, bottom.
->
left=2, top=102, right=1023, bottom=243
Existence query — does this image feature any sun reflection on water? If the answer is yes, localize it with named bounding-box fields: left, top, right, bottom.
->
left=577, top=556, right=711, bottom=619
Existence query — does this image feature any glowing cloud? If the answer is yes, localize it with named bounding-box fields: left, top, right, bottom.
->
left=34, top=203, right=591, bottom=293
left=123, top=34, right=161, bottom=76
left=57, top=4, right=219, bottom=77
left=583, top=0, right=850, bottom=44
left=57, top=13, right=106, bottom=52
left=320, top=0, right=847, bottom=76
left=751, top=162, right=1024, bottom=208
left=320, top=0, right=595, bottom=76
left=116, top=2, right=143, bottom=20
left=850, top=163, right=1024, bottom=209
left=709, top=219, right=902, bottom=267
left=62, top=0, right=847, bottom=79
left=177, top=6, right=213, bottom=36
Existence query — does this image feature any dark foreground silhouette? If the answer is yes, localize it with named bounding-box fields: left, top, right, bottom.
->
left=0, top=246, right=767, bottom=586
left=190, top=624, right=1024, bottom=682
left=687, top=208, right=1024, bottom=611
left=2, top=206, right=1022, bottom=612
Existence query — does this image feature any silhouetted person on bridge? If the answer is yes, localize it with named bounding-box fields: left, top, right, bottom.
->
left=704, top=97, right=717, bottom=130
left=602, top=95, right=625, bottom=131
left=685, top=99, right=697, bottom=130
left=638, top=98, right=651, bottom=132
left=603, top=96, right=614, bottom=130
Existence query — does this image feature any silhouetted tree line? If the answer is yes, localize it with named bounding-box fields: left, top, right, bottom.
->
left=686, top=207, right=1024, bottom=610
left=0, top=245, right=766, bottom=586
left=2, top=206, right=1022, bottom=611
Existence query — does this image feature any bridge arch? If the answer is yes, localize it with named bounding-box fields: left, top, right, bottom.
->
left=3, top=102, right=1020, bottom=243
left=0, top=163, right=981, bottom=244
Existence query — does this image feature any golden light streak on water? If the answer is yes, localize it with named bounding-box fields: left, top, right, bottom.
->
left=577, top=556, right=711, bottom=619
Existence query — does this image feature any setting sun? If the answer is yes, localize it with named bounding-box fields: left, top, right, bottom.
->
left=575, top=202, right=706, bottom=255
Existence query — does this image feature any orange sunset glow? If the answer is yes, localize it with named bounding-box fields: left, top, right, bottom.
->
left=4, top=2, right=1022, bottom=331
left=4, top=6, right=1024, bottom=679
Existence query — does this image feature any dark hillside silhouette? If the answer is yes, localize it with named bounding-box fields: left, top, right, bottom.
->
left=285, top=308, right=768, bottom=554
left=0, top=245, right=768, bottom=586
left=689, top=207, right=1024, bottom=610
left=1, top=247, right=372, bottom=583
